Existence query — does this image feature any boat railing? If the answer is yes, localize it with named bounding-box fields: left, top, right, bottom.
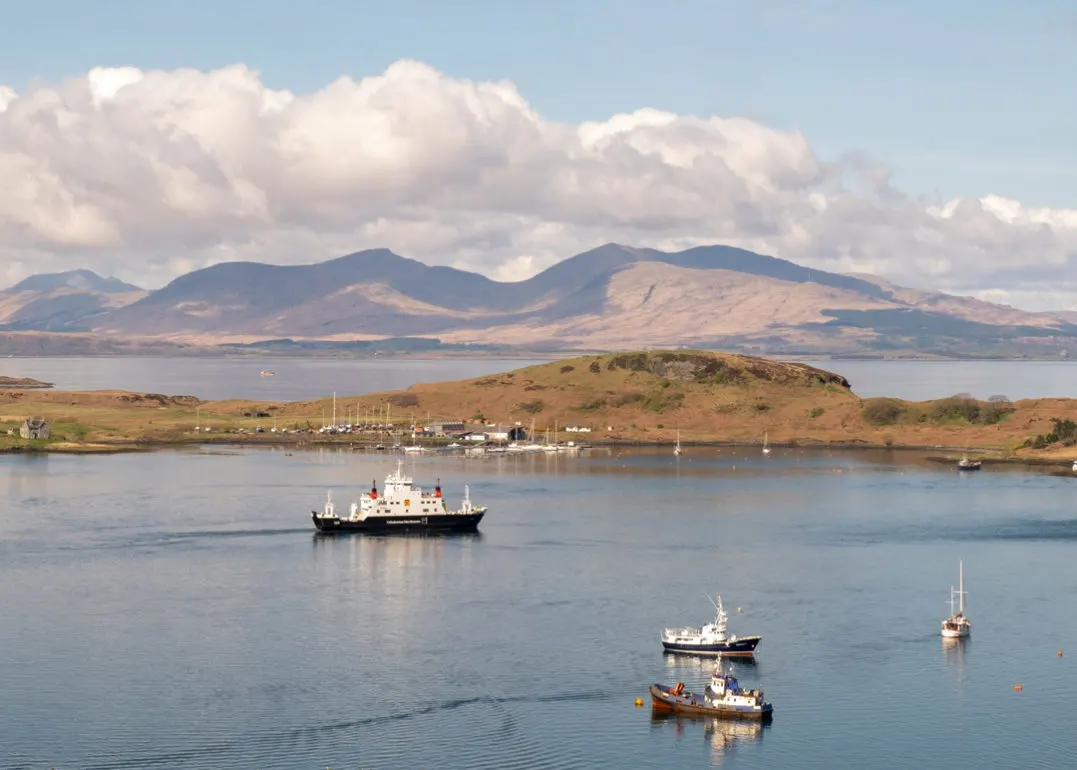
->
left=663, top=626, right=703, bottom=636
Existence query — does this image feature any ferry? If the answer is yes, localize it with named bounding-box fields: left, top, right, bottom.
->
left=662, top=594, right=761, bottom=657
left=650, top=661, right=773, bottom=721
left=311, top=461, right=486, bottom=534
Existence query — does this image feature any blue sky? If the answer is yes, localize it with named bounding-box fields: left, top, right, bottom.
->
left=3, top=0, right=1075, bottom=209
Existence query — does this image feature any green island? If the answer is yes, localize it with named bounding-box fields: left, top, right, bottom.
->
left=2, top=351, right=1076, bottom=466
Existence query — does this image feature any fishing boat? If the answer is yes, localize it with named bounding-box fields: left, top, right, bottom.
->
left=941, top=560, right=971, bottom=639
left=762, top=431, right=771, bottom=455
left=957, top=453, right=981, bottom=471
left=650, top=661, right=772, bottom=721
left=662, top=594, right=761, bottom=657
left=311, top=461, right=486, bottom=534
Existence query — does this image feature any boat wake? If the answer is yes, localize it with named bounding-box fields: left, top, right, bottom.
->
left=105, top=528, right=313, bottom=551
left=72, top=689, right=618, bottom=770
left=828, top=517, right=1077, bottom=545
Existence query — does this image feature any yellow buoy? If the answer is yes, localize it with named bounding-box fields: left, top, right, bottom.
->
left=737, top=608, right=742, bottom=613
left=634, top=698, right=643, bottom=707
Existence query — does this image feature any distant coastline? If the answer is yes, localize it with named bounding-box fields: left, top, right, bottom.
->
left=0, top=376, right=53, bottom=389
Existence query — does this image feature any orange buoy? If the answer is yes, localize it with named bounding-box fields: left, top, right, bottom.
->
left=1014, top=684, right=1023, bottom=691
left=1058, top=650, right=1063, bottom=658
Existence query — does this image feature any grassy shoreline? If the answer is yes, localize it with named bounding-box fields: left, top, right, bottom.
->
left=3, top=432, right=1075, bottom=470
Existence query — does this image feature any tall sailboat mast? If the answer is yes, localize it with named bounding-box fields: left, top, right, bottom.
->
left=958, top=559, right=965, bottom=614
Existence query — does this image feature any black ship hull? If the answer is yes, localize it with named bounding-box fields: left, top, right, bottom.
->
left=311, top=510, right=485, bottom=534
left=662, top=635, right=762, bottom=657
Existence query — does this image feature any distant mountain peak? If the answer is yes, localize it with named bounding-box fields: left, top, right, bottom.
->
left=11, top=269, right=142, bottom=294
left=3, top=243, right=1073, bottom=357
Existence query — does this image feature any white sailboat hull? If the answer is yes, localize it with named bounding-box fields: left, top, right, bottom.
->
left=940, top=626, right=970, bottom=639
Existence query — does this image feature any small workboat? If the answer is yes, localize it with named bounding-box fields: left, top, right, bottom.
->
left=650, top=661, right=772, bottom=721
left=957, top=454, right=981, bottom=471
left=941, top=559, right=971, bottom=639
left=662, top=594, right=761, bottom=657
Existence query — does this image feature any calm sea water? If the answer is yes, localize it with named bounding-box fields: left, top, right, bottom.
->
left=1, top=356, right=1076, bottom=401
left=2, top=447, right=1077, bottom=769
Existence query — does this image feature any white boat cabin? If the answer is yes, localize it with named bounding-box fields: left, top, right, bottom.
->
left=322, top=461, right=477, bottom=521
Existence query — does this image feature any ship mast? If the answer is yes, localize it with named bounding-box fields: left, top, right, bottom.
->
left=958, top=559, right=966, bottom=615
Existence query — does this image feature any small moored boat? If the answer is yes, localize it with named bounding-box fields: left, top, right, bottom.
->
left=957, top=454, right=981, bottom=471
left=650, top=662, right=773, bottom=721
left=662, top=594, right=761, bottom=657
left=941, top=559, right=971, bottom=639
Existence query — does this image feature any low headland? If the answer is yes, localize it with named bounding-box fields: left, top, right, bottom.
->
left=2, top=350, right=1076, bottom=465
left=0, top=376, right=53, bottom=389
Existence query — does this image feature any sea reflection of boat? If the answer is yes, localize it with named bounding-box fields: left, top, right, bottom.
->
left=650, top=711, right=766, bottom=764
left=942, top=633, right=969, bottom=684
left=311, top=528, right=482, bottom=580
left=664, top=653, right=757, bottom=676
left=942, top=634, right=969, bottom=657
left=313, top=529, right=484, bottom=543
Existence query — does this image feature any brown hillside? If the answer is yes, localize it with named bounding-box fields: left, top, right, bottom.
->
left=2, top=351, right=1077, bottom=462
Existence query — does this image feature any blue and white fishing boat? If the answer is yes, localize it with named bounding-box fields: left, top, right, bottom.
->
left=662, top=594, right=761, bottom=657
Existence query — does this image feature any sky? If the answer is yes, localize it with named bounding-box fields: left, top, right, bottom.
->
left=1, top=0, right=1076, bottom=310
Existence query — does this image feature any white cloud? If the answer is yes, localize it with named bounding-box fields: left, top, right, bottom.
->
left=0, top=60, right=1075, bottom=309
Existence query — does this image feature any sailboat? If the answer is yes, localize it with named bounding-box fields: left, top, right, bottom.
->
left=674, top=428, right=683, bottom=456
left=762, top=431, right=771, bottom=455
left=941, top=560, right=971, bottom=638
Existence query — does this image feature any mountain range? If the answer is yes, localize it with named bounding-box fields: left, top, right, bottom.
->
left=2, top=244, right=1076, bottom=357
